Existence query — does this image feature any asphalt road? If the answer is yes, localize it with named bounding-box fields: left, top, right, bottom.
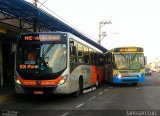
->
left=1, top=72, right=160, bottom=116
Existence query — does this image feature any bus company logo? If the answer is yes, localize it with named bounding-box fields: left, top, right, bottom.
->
left=36, top=80, right=41, bottom=86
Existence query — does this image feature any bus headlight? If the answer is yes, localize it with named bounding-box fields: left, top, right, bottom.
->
left=16, top=79, right=21, bottom=84
left=137, top=74, right=143, bottom=77
left=14, top=71, right=22, bottom=84
left=58, top=74, right=68, bottom=85
left=117, top=73, right=122, bottom=78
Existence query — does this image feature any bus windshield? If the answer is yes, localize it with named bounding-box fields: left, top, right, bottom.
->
left=114, top=53, right=144, bottom=70
left=16, top=43, right=67, bottom=77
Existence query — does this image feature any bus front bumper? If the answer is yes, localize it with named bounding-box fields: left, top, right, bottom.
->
left=15, top=83, right=70, bottom=94
left=112, top=75, right=145, bottom=84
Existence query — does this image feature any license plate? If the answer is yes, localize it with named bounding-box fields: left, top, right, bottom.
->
left=34, top=91, right=43, bottom=95
left=121, top=73, right=130, bottom=77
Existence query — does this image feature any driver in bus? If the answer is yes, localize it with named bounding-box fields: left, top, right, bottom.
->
left=116, top=57, right=127, bottom=69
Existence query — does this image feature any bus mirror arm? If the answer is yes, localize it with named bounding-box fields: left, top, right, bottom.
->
left=112, top=62, right=117, bottom=68
left=144, top=56, right=147, bottom=65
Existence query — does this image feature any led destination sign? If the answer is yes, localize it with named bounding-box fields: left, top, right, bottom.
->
left=120, top=48, right=137, bottom=52
left=114, top=48, right=143, bottom=52
left=21, top=35, right=61, bottom=41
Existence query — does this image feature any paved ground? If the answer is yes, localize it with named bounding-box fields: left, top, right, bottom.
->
left=0, top=72, right=160, bottom=116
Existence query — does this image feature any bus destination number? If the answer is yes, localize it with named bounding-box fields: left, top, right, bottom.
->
left=20, top=64, right=38, bottom=69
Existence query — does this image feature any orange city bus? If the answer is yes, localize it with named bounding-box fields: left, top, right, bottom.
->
left=14, top=32, right=104, bottom=96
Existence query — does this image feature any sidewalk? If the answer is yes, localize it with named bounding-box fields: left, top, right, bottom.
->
left=0, top=85, right=15, bottom=104
left=0, top=85, right=14, bottom=94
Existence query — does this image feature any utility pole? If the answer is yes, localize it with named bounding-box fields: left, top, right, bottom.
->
left=98, top=20, right=112, bottom=44
left=32, top=0, right=38, bottom=7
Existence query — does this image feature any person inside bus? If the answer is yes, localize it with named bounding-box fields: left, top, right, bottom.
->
left=115, top=57, right=127, bottom=69
left=27, top=52, right=36, bottom=61
left=25, top=52, right=36, bottom=64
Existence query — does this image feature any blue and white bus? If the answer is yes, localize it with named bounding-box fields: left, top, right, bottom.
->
left=104, top=46, right=145, bottom=85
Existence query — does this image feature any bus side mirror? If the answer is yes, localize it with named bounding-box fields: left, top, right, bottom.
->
left=144, top=56, right=147, bottom=65
left=11, top=43, right=17, bottom=53
left=113, top=63, right=117, bottom=68
left=113, top=55, right=115, bottom=62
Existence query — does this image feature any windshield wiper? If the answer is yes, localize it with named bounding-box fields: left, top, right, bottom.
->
left=120, top=53, right=128, bottom=61
left=42, top=44, right=54, bottom=56
left=130, top=54, right=137, bottom=62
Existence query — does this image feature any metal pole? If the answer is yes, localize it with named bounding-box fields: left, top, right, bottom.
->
left=32, top=0, right=38, bottom=7
left=98, top=20, right=112, bottom=44
left=98, top=22, right=102, bottom=44
left=0, top=41, right=3, bottom=86
left=32, top=0, right=38, bottom=32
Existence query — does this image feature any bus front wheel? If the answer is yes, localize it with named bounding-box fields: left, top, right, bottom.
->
left=95, top=75, right=99, bottom=88
left=72, top=77, right=83, bottom=97
left=132, top=82, right=138, bottom=85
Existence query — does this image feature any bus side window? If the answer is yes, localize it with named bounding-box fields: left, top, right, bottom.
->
left=70, top=40, right=77, bottom=64
left=94, top=53, right=98, bottom=65
left=78, top=43, right=84, bottom=63
left=90, top=51, right=95, bottom=64
left=84, top=46, right=90, bottom=64
left=70, top=46, right=77, bottom=56
left=95, top=53, right=103, bottom=65
left=70, top=38, right=77, bottom=65
left=84, top=55, right=89, bottom=63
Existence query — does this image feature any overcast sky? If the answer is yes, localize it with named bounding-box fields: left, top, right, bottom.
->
left=26, top=0, right=160, bottom=63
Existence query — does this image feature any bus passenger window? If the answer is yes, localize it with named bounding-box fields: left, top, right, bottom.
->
left=78, top=57, right=84, bottom=63
left=78, top=43, right=84, bottom=63
left=70, top=39, right=78, bottom=64
left=84, top=55, right=90, bottom=63
left=70, top=46, right=77, bottom=56
left=83, top=46, right=90, bottom=64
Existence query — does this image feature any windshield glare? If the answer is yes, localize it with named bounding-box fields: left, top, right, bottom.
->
left=114, top=53, right=144, bottom=70
left=16, top=43, right=67, bottom=74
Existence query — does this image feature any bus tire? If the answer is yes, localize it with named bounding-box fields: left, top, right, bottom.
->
left=108, top=73, right=112, bottom=84
left=95, top=75, right=99, bottom=88
left=72, top=77, right=83, bottom=97
left=132, top=82, right=138, bottom=85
